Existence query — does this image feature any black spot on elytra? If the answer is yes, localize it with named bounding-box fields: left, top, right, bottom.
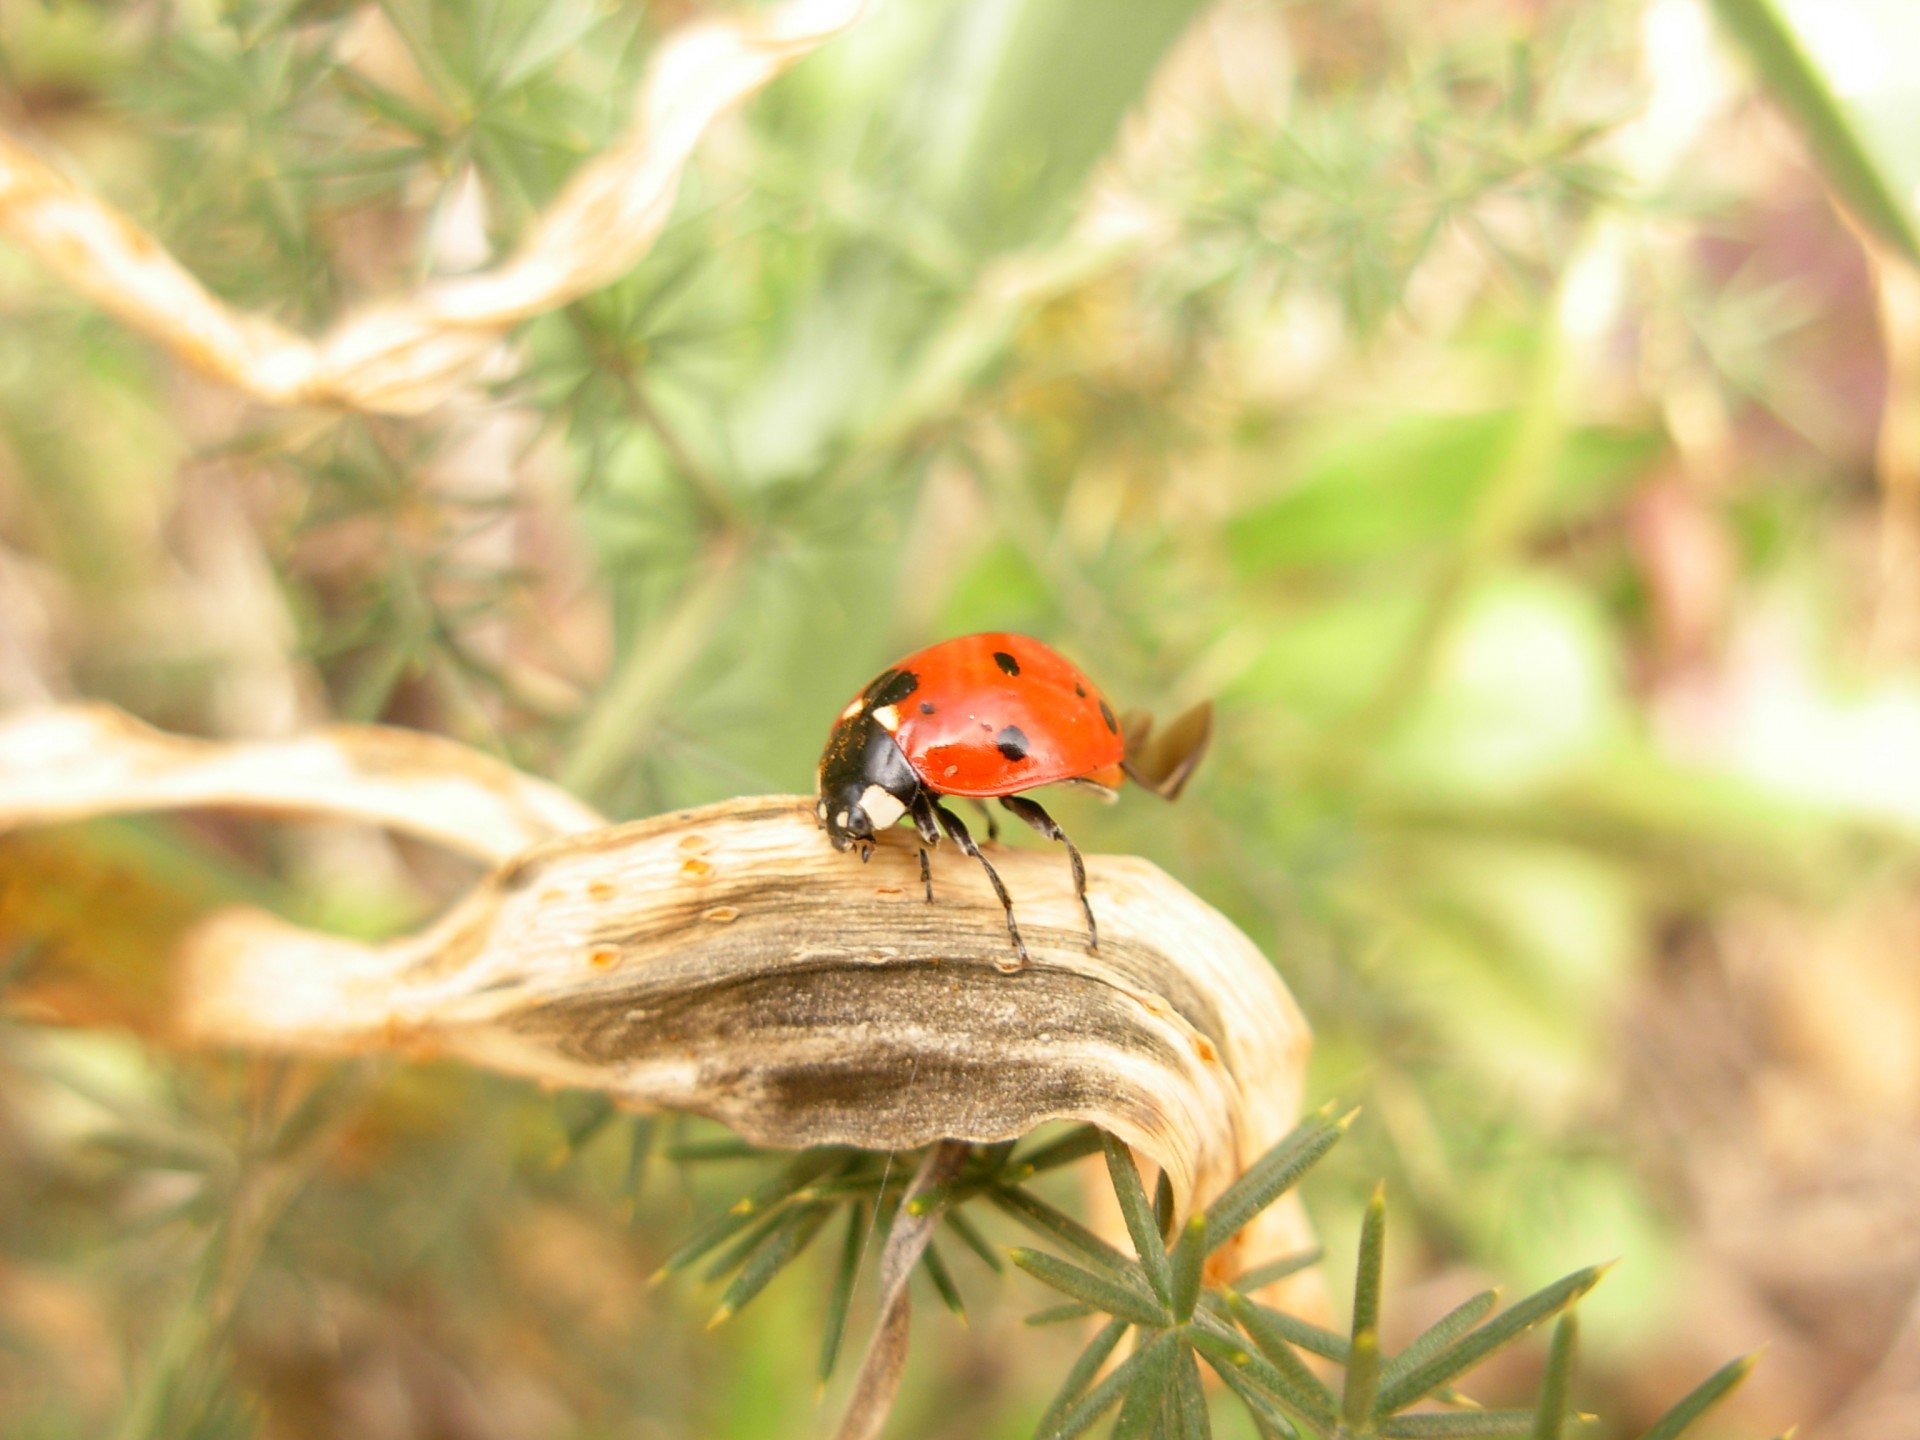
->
left=993, top=650, right=1021, bottom=677
left=1074, top=682, right=1086, bottom=697
left=1098, top=699, right=1118, bottom=734
left=866, top=669, right=919, bottom=707
left=995, top=725, right=1030, bottom=762
left=919, top=701, right=935, bottom=715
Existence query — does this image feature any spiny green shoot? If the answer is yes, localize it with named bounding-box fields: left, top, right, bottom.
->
left=648, top=1117, right=1766, bottom=1439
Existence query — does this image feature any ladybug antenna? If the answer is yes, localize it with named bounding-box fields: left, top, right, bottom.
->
left=1120, top=700, right=1214, bottom=802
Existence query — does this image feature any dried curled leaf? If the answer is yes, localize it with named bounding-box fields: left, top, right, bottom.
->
left=0, top=704, right=1316, bottom=1300
left=0, top=703, right=601, bottom=862
left=0, top=0, right=867, bottom=414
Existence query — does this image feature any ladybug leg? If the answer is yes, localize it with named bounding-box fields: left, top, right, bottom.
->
left=998, top=795, right=1096, bottom=952
left=908, top=792, right=942, bottom=905
left=932, top=801, right=1028, bottom=971
left=970, top=798, right=1001, bottom=843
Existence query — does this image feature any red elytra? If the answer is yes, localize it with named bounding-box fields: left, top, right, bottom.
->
left=815, top=632, right=1210, bottom=969
left=883, top=632, right=1126, bottom=796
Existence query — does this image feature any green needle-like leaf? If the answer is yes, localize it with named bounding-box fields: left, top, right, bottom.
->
left=1381, top=1411, right=1538, bottom=1437
left=900, top=1187, right=944, bottom=1218
left=664, top=1137, right=768, bottom=1163
left=1038, top=1328, right=1163, bottom=1440
left=974, top=1139, right=1020, bottom=1176
left=1033, top=1316, right=1129, bottom=1439
left=1637, top=1351, right=1761, bottom=1440
left=1112, top=1330, right=1180, bottom=1440
left=1346, top=1329, right=1383, bottom=1430
left=555, top=1091, right=615, bottom=1155
left=1381, top=1290, right=1500, bottom=1392
left=990, top=1186, right=1135, bottom=1274
left=1205, top=1107, right=1350, bottom=1256
left=1026, top=1302, right=1099, bottom=1327
left=1190, top=1317, right=1338, bottom=1429
left=708, top=1205, right=830, bottom=1329
left=921, top=1237, right=965, bottom=1320
left=1375, top=1264, right=1609, bottom=1412
left=702, top=1205, right=798, bottom=1283
left=1009, top=1248, right=1167, bottom=1328
left=1170, top=1215, right=1206, bottom=1321
left=817, top=1202, right=867, bottom=1384
left=944, top=1208, right=1004, bottom=1273
left=1170, top=1342, right=1212, bottom=1440
left=1202, top=1351, right=1306, bottom=1440
left=1230, top=1248, right=1325, bottom=1293
left=1352, top=1186, right=1386, bottom=1335
left=792, top=1174, right=898, bottom=1204
left=1104, top=1132, right=1174, bottom=1306
left=1531, top=1314, right=1577, bottom=1440
left=1344, top=1182, right=1386, bottom=1425
left=1008, top=1126, right=1107, bottom=1180
left=1216, top=1296, right=1338, bottom=1414
left=1217, top=1293, right=1351, bottom=1363
left=653, top=1153, right=838, bottom=1278
left=904, top=1177, right=983, bottom=1216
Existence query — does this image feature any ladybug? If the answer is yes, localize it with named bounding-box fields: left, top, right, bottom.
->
left=816, top=632, right=1212, bottom=966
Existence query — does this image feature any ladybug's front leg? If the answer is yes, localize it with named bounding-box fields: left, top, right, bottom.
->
left=908, top=790, right=941, bottom=904
left=931, top=800, right=1028, bottom=971
left=998, top=795, right=1096, bottom=952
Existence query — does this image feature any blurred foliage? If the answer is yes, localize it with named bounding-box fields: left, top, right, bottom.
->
left=1708, top=0, right=1920, bottom=264
left=4, top=0, right=1920, bottom=1435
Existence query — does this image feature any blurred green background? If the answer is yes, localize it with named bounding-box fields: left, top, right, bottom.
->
left=4, top=0, right=1920, bottom=1435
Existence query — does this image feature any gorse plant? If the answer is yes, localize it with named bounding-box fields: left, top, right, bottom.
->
left=646, top=1110, right=1759, bottom=1439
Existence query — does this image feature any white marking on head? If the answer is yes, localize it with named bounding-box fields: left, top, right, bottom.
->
left=839, top=699, right=865, bottom=722
left=834, top=810, right=850, bottom=829
left=872, top=704, right=901, bottom=732
left=817, top=800, right=829, bottom=819
left=859, top=786, right=906, bottom=831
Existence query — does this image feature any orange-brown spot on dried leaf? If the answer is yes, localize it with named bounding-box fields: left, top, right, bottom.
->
left=873, top=886, right=906, bottom=901
left=587, top=880, right=617, bottom=902
left=680, top=857, right=713, bottom=880
left=1192, top=1035, right=1219, bottom=1065
left=588, top=946, right=620, bottom=969
left=702, top=906, right=739, bottom=924
left=676, top=833, right=712, bottom=856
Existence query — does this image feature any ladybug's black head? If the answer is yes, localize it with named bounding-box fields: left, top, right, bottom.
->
left=816, top=708, right=919, bottom=859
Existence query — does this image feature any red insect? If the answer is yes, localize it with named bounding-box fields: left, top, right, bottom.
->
left=815, top=632, right=1211, bottom=966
